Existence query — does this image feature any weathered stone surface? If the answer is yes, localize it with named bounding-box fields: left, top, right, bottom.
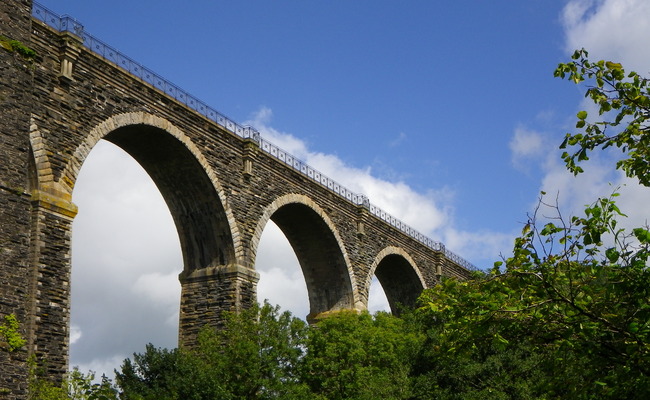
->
left=1, top=1, right=34, bottom=398
left=0, top=2, right=475, bottom=397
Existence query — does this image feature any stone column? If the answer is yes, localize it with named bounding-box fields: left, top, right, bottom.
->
left=178, top=264, right=259, bottom=347
left=27, top=188, right=77, bottom=381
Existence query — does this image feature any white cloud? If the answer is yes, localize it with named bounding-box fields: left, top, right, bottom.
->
left=70, top=325, right=82, bottom=345
left=74, top=354, right=128, bottom=383
left=510, top=126, right=545, bottom=172
left=501, top=0, right=650, bottom=252
left=509, top=120, right=650, bottom=236
left=132, top=272, right=180, bottom=307
left=562, top=0, right=650, bottom=73
left=247, top=108, right=514, bottom=269
left=442, top=228, right=517, bottom=266
left=246, top=108, right=451, bottom=235
left=71, top=141, right=183, bottom=379
left=543, top=0, right=650, bottom=221
left=368, top=277, right=390, bottom=313
left=255, top=222, right=310, bottom=319
left=132, top=272, right=181, bottom=326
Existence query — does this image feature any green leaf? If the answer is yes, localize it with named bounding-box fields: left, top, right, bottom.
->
left=633, top=228, right=650, bottom=243
left=605, top=61, right=622, bottom=70
left=605, top=247, right=619, bottom=263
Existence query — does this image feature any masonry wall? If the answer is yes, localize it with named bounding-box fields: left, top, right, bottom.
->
left=0, top=0, right=35, bottom=397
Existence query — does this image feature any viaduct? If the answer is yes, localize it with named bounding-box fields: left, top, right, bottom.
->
left=0, top=1, right=475, bottom=396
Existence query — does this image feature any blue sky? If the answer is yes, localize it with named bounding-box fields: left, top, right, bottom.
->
left=34, top=0, right=650, bottom=379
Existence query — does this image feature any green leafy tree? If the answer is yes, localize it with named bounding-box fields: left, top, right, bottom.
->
left=412, top=275, right=553, bottom=400
left=301, top=311, right=422, bottom=400
left=195, top=301, right=311, bottom=399
left=412, top=51, right=650, bottom=399
left=115, top=344, right=228, bottom=400
left=29, top=367, right=117, bottom=400
left=418, top=194, right=650, bottom=398
left=116, top=302, right=311, bottom=400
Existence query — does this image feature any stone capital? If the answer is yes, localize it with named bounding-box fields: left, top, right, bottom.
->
left=31, top=187, right=78, bottom=220
left=179, top=264, right=259, bottom=284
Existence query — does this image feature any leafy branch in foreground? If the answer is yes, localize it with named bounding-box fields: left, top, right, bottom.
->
left=419, top=191, right=650, bottom=398
left=555, top=49, right=650, bottom=184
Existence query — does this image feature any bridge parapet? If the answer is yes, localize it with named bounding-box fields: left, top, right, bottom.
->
left=31, top=1, right=477, bottom=272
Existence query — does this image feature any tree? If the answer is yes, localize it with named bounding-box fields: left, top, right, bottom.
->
left=115, top=344, right=229, bottom=400
left=195, top=301, right=311, bottom=399
left=29, top=367, right=117, bottom=400
left=417, top=193, right=650, bottom=398
left=301, top=311, right=421, bottom=400
left=411, top=273, right=554, bottom=400
left=115, top=302, right=311, bottom=400
left=412, top=51, right=650, bottom=399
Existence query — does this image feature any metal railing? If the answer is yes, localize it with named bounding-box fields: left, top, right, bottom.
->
left=32, top=1, right=477, bottom=271
left=259, top=137, right=369, bottom=206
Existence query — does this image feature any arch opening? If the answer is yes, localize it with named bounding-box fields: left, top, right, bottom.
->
left=253, top=199, right=356, bottom=321
left=68, top=116, right=238, bottom=377
left=255, top=221, right=309, bottom=319
left=372, top=253, right=424, bottom=315
left=70, top=139, right=182, bottom=377
left=367, top=276, right=390, bottom=314
left=103, top=124, right=235, bottom=272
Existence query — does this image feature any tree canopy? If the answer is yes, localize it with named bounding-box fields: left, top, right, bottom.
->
left=411, top=49, right=650, bottom=398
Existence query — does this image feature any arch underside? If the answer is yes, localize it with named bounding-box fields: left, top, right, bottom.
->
left=104, top=125, right=235, bottom=273
left=269, top=203, right=354, bottom=319
left=374, top=254, right=424, bottom=314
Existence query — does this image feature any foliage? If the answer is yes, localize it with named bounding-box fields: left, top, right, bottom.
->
left=412, top=276, right=550, bottom=399
left=412, top=51, right=650, bottom=399
left=114, top=307, right=421, bottom=400
left=116, top=302, right=311, bottom=400
left=417, top=192, right=650, bottom=398
left=0, top=313, right=26, bottom=352
left=194, top=301, right=311, bottom=399
left=0, top=34, right=36, bottom=59
left=115, top=344, right=229, bottom=400
left=555, top=48, right=650, bottom=185
left=29, top=366, right=117, bottom=400
left=302, top=311, right=421, bottom=400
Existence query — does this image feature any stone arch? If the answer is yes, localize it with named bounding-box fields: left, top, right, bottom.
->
left=251, top=193, right=361, bottom=320
left=59, top=112, right=241, bottom=272
left=367, top=246, right=425, bottom=315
